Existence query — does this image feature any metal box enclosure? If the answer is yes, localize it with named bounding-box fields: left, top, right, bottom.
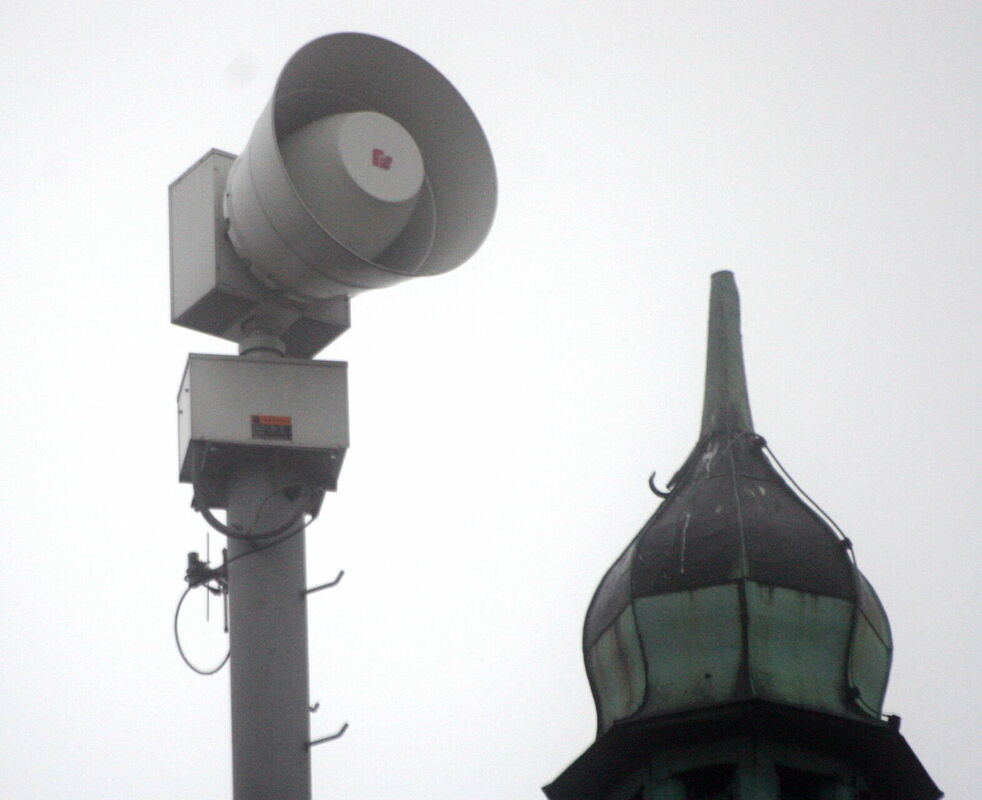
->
left=169, top=149, right=350, bottom=358
left=178, top=354, right=348, bottom=508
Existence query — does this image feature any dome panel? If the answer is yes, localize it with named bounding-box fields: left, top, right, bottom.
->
left=848, top=571, right=893, bottom=715
left=857, top=570, right=892, bottom=648
left=583, top=540, right=636, bottom=650
left=630, top=434, right=854, bottom=600
left=742, top=471, right=853, bottom=598
left=584, top=605, right=645, bottom=732
left=633, top=479, right=743, bottom=593
left=745, top=582, right=852, bottom=714
left=633, top=585, right=744, bottom=720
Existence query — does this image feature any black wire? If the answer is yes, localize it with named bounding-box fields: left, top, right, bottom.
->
left=175, top=511, right=317, bottom=675
left=762, top=444, right=850, bottom=543
left=177, top=482, right=324, bottom=674
left=195, top=482, right=314, bottom=541
left=173, top=585, right=230, bottom=676
left=223, top=509, right=318, bottom=569
left=762, top=442, right=889, bottom=721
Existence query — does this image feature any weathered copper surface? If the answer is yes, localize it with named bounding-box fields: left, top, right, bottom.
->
left=550, top=272, right=934, bottom=799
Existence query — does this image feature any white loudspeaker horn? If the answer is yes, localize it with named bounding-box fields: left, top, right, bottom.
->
left=224, top=33, right=497, bottom=303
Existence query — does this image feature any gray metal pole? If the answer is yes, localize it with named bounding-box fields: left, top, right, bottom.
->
left=226, top=460, right=312, bottom=800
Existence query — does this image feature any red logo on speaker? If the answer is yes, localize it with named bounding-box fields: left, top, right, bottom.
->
left=372, top=148, right=393, bottom=170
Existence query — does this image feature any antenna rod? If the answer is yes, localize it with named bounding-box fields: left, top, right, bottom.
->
left=701, top=271, right=754, bottom=437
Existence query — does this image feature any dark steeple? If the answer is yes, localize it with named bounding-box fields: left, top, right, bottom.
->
left=545, top=273, right=941, bottom=800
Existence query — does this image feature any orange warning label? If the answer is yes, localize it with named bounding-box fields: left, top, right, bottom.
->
left=251, top=415, right=293, bottom=440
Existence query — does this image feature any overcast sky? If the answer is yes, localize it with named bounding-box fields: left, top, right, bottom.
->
left=0, top=2, right=978, bottom=798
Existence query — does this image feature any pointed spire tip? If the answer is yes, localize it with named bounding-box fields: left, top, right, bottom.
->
left=701, top=271, right=754, bottom=437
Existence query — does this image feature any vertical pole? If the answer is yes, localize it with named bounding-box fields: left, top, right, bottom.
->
left=226, top=461, right=312, bottom=800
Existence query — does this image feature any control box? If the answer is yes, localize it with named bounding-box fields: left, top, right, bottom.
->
left=178, top=354, right=349, bottom=508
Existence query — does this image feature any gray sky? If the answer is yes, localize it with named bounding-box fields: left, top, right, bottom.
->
left=0, top=2, right=978, bottom=798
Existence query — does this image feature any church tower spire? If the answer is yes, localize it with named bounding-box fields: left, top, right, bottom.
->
left=701, top=271, right=753, bottom=438
left=544, top=273, right=941, bottom=800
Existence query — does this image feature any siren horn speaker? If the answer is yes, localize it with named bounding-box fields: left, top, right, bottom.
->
left=224, top=33, right=497, bottom=304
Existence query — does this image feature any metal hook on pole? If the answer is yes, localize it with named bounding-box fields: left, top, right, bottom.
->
left=303, top=569, right=345, bottom=597
left=308, top=722, right=349, bottom=748
left=648, top=471, right=671, bottom=498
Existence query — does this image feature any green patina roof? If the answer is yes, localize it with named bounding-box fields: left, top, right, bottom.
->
left=582, top=272, right=893, bottom=729
left=547, top=272, right=938, bottom=800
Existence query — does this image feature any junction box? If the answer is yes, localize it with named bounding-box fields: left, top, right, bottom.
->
left=178, top=353, right=349, bottom=508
